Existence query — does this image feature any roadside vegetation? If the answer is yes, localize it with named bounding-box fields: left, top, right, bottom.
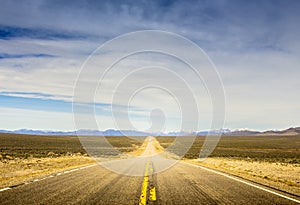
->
left=156, top=135, right=300, bottom=164
left=156, top=135, right=300, bottom=196
left=0, top=133, right=143, bottom=189
left=0, top=133, right=143, bottom=159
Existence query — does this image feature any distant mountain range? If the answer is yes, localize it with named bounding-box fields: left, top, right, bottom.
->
left=224, top=127, right=300, bottom=136
left=0, top=129, right=149, bottom=136
left=0, top=127, right=299, bottom=136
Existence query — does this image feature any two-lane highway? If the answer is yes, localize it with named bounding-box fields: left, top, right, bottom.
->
left=0, top=137, right=299, bottom=204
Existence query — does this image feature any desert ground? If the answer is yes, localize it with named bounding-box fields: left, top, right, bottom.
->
left=1, top=133, right=299, bottom=199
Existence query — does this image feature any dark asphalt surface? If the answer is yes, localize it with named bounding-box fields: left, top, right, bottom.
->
left=0, top=161, right=299, bottom=205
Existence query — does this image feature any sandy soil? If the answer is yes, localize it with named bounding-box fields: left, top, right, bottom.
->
left=187, top=157, right=300, bottom=196
left=0, top=155, right=95, bottom=189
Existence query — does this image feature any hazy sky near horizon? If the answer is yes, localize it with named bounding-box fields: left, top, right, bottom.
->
left=0, top=0, right=299, bottom=131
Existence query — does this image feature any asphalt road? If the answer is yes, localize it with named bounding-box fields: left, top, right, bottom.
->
left=0, top=137, right=299, bottom=205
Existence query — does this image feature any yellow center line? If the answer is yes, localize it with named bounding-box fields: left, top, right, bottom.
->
left=149, top=186, right=156, bottom=201
left=139, top=137, right=157, bottom=205
left=139, top=160, right=150, bottom=205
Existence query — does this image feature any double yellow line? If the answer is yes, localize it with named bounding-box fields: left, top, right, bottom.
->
left=139, top=160, right=156, bottom=205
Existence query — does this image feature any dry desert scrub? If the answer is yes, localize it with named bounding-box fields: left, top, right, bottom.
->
left=0, top=133, right=146, bottom=189
left=188, top=157, right=300, bottom=196
left=0, top=155, right=95, bottom=189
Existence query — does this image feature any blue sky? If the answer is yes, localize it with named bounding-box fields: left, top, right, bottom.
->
left=0, top=0, right=299, bottom=131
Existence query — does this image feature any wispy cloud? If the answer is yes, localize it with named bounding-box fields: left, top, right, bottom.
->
left=0, top=94, right=71, bottom=112
left=0, top=91, right=70, bottom=101
left=0, top=52, right=56, bottom=59
left=0, top=25, right=92, bottom=40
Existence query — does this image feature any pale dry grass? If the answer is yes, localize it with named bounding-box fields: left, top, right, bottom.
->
left=127, top=137, right=149, bottom=156
left=187, top=157, right=300, bottom=196
left=152, top=137, right=165, bottom=154
left=0, top=155, right=95, bottom=189
left=0, top=136, right=145, bottom=189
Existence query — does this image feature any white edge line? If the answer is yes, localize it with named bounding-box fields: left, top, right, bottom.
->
left=181, top=162, right=300, bottom=204
left=0, top=164, right=97, bottom=193
left=0, top=187, right=11, bottom=192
